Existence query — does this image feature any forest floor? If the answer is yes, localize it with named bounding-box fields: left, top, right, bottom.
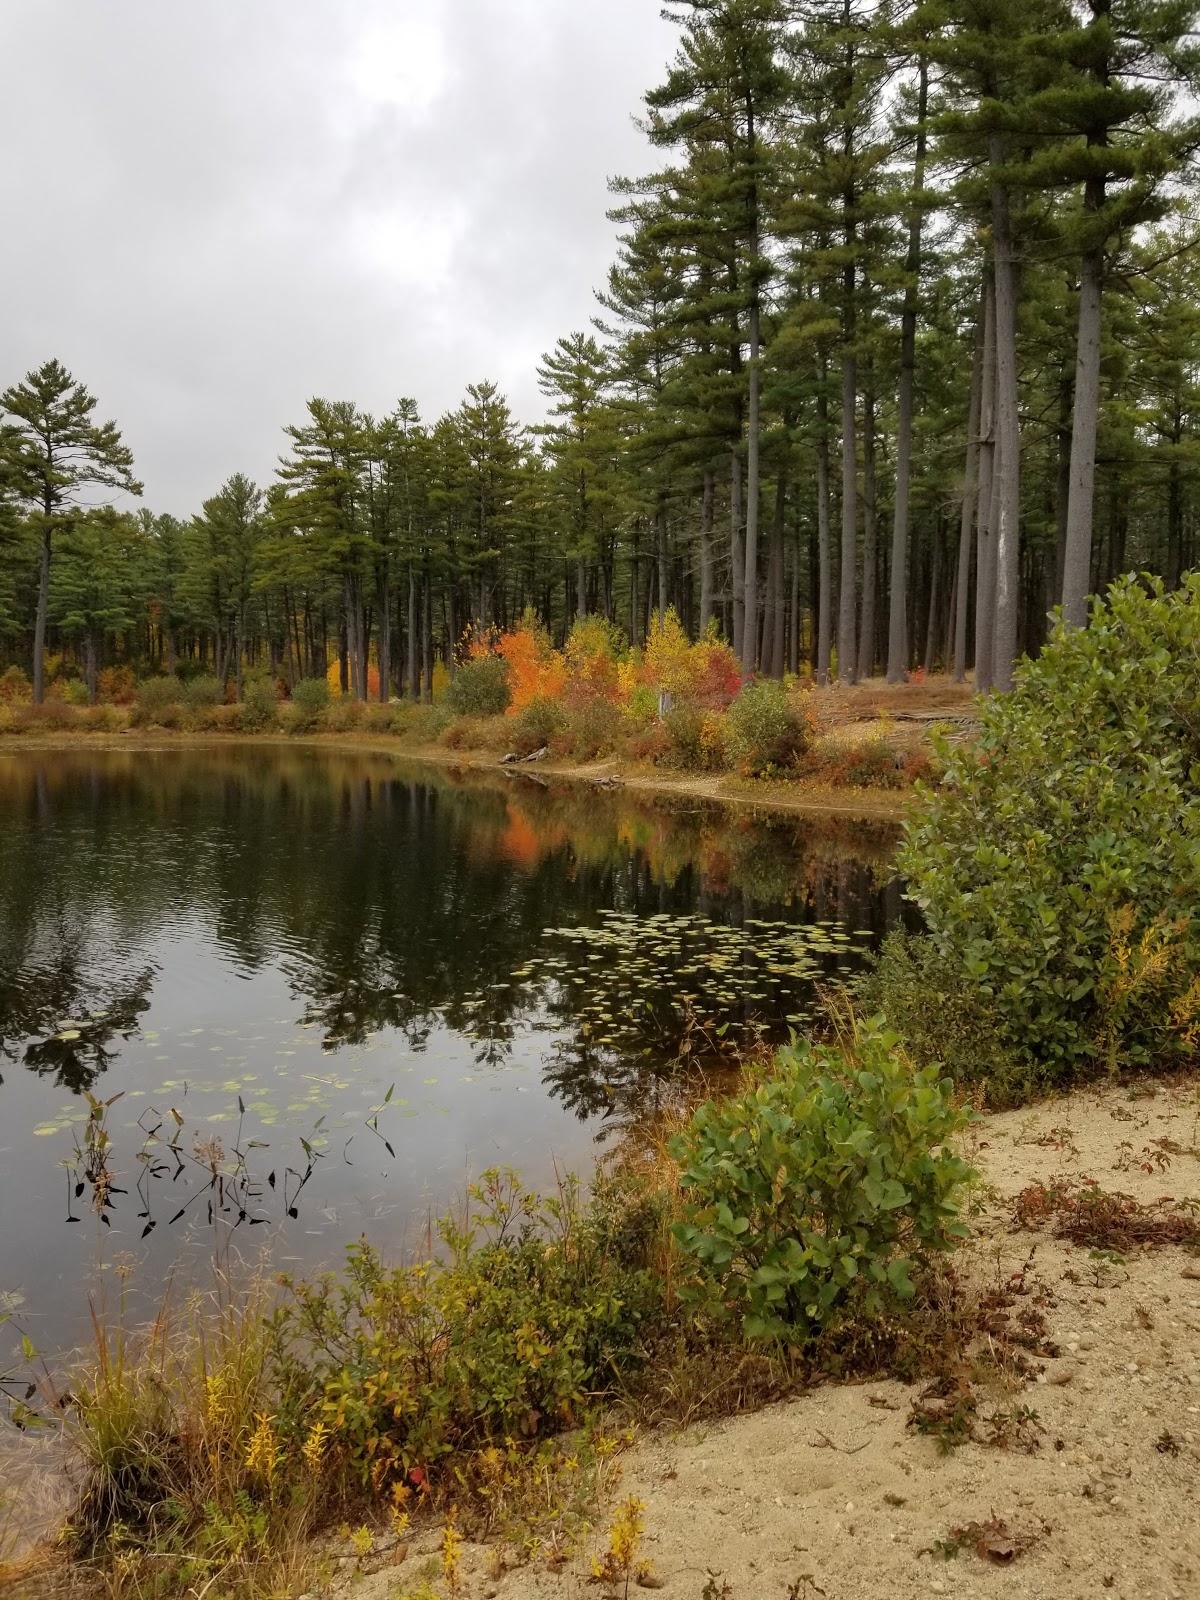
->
left=0, top=676, right=979, bottom=823
left=329, top=1072, right=1200, bottom=1600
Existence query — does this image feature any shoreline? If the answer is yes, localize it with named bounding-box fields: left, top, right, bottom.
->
left=8, top=1071, right=1198, bottom=1600
left=0, top=729, right=917, bottom=822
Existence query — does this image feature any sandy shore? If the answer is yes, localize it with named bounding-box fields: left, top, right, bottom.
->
left=339, top=1074, right=1200, bottom=1600
left=0, top=729, right=920, bottom=821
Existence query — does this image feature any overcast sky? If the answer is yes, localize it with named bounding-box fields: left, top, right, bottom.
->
left=1, top=2, right=676, bottom=515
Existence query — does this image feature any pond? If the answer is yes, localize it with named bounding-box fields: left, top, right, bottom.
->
left=0, top=745, right=905, bottom=1365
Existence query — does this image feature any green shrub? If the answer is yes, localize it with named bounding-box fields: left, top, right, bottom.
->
left=132, top=676, right=185, bottom=726
left=182, top=674, right=224, bottom=709
left=661, top=705, right=726, bottom=771
left=900, top=575, right=1200, bottom=1088
left=510, top=695, right=567, bottom=755
left=441, top=714, right=512, bottom=751
left=0, top=665, right=31, bottom=703
left=62, top=679, right=90, bottom=707
left=268, top=1170, right=663, bottom=1490
left=360, top=701, right=404, bottom=734
left=554, top=698, right=623, bottom=761
left=7, top=701, right=79, bottom=731
left=446, top=653, right=511, bottom=717
left=193, top=702, right=242, bottom=732
left=239, top=674, right=279, bottom=731
left=803, top=737, right=904, bottom=789
left=388, top=700, right=452, bottom=741
left=724, top=681, right=812, bottom=776
left=289, top=676, right=330, bottom=727
left=323, top=696, right=365, bottom=733
left=671, top=1021, right=972, bottom=1343
left=79, top=704, right=125, bottom=732
left=861, top=932, right=1030, bottom=1104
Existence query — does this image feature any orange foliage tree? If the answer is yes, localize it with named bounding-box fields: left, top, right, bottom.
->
left=326, top=658, right=380, bottom=699
left=496, top=614, right=567, bottom=713
left=642, top=611, right=742, bottom=710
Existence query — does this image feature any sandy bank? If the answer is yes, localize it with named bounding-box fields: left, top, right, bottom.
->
left=340, top=1075, right=1200, bottom=1600
left=0, top=730, right=918, bottom=822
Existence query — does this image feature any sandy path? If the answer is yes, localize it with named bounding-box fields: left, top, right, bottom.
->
left=345, top=1076, right=1200, bottom=1600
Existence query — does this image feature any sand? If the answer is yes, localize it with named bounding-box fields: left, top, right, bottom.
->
left=340, top=1074, right=1200, bottom=1600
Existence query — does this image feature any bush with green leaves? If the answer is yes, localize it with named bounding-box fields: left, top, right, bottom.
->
left=723, top=680, right=812, bottom=776
left=0, top=665, right=31, bottom=703
left=289, top=676, right=330, bottom=727
left=239, top=674, right=279, bottom=731
left=898, top=575, right=1200, bottom=1090
left=136, top=677, right=175, bottom=703
left=268, top=1170, right=664, bottom=1488
left=131, top=675, right=184, bottom=726
left=671, top=1022, right=972, bottom=1343
left=447, top=653, right=511, bottom=717
left=511, top=694, right=567, bottom=754
left=861, top=932, right=1030, bottom=1104
left=181, top=674, right=224, bottom=709
left=323, top=695, right=364, bottom=733
left=661, top=705, right=725, bottom=771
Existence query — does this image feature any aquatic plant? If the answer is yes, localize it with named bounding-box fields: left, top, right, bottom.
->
left=515, top=910, right=869, bottom=1069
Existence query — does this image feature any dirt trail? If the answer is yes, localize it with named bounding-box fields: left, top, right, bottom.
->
left=343, top=1076, right=1200, bottom=1600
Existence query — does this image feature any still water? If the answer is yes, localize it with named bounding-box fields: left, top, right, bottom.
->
left=0, top=746, right=903, bottom=1360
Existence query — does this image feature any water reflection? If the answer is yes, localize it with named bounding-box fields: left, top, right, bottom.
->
left=0, top=747, right=903, bottom=1353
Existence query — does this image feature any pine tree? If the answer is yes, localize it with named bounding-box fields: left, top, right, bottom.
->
left=0, top=359, right=140, bottom=701
left=647, top=0, right=791, bottom=670
left=1044, top=0, right=1200, bottom=624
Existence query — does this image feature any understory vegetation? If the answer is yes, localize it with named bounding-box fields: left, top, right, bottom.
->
left=39, top=1020, right=973, bottom=1599
left=871, top=576, right=1200, bottom=1101
left=0, top=611, right=936, bottom=791
left=12, top=583, right=1200, bottom=1599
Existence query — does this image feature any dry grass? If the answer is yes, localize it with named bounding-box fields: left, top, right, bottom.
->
left=1011, top=1175, right=1200, bottom=1251
left=807, top=674, right=978, bottom=725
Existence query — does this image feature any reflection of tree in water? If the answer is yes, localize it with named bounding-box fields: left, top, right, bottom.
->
left=541, top=1037, right=680, bottom=1134
left=0, top=950, right=155, bottom=1092
left=0, top=749, right=907, bottom=1105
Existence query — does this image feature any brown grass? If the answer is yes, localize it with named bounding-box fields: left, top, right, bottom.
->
left=1012, top=1175, right=1200, bottom=1251
left=807, top=674, right=979, bottom=725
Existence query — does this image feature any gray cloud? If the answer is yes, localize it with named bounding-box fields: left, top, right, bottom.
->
left=1, top=1, right=675, bottom=513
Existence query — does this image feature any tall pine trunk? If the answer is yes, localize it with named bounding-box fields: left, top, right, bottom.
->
left=837, top=99, right=859, bottom=684
left=816, top=366, right=833, bottom=685
left=989, top=145, right=1022, bottom=692
left=378, top=570, right=391, bottom=701
left=407, top=566, right=420, bottom=702
left=923, top=528, right=941, bottom=671
left=421, top=571, right=433, bottom=704
left=656, top=497, right=669, bottom=622
left=730, top=449, right=745, bottom=658
left=84, top=631, right=98, bottom=705
left=699, top=470, right=715, bottom=630
left=743, top=290, right=762, bottom=669
left=975, top=273, right=998, bottom=690
left=886, top=57, right=928, bottom=684
left=767, top=466, right=786, bottom=677
left=953, top=292, right=986, bottom=681
left=32, top=492, right=52, bottom=705
left=837, top=341, right=858, bottom=684
left=1061, top=208, right=1105, bottom=628
left=857, top=382, right=878, bottom=679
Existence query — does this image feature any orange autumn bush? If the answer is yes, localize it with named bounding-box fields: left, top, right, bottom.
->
left=642, top=612, right=742, bottom=711
left=496, top=615, right=566, bottom=713
left=561, top=615, right=623, bottom=709
left=325, top=658, right=381, bottom=699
